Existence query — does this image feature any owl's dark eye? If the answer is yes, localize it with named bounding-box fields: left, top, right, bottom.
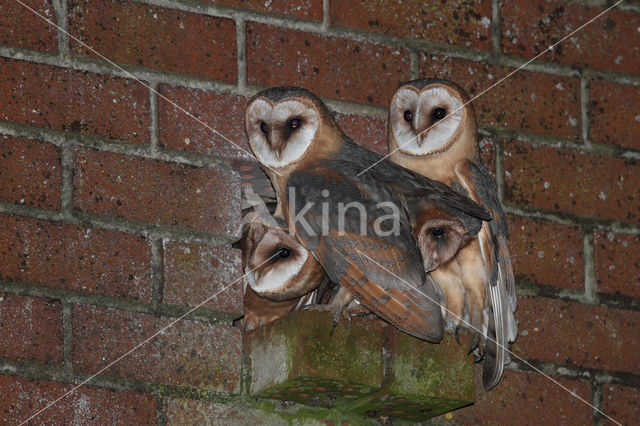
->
left=432, top=108, right=446, bottom=120
left=277, top=247, right=292, bottom=258
left=431, top=227, right=444, bottom=238
left=289, top=118, right=301, bottom=129
left=403, top=110, right=413, bottom=122
left=260, top=122, right=268, bottom=133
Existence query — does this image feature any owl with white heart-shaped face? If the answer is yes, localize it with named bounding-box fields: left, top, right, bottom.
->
left=388, top=78, right=517, bottom=390
left=245, top=86, right=493, bottom=342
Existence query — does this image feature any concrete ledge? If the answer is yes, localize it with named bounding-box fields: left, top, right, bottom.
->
left=243, top=310, right=474, bottom=421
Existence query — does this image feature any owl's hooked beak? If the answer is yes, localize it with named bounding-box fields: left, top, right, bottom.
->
left=271, top=139, right=288, bottom=159
left=416, top=132, right=429, bottom=147
left=423, top=256, right=439, bottom=273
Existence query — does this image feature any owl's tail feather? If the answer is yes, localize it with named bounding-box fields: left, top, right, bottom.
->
left=483, top=264, right=518, bottom=390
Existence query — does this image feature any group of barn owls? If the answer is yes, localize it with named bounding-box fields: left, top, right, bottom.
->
left=236, top=80, right=517, bottom=391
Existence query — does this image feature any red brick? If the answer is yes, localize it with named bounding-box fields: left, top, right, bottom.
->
left=0, top=58, right=150, bottom=144
left=440, top=368, right=593, bottom=425
left=73, top=147, right=241, bottom=236
left=157, top=85, right=251, bottom=159
left=0, top=135, right=61, bottom=210
left=163, top=242, right=243, bottom=313
left=0, top=294, right=62, bottom=364
left=589, top=80, right=640, bottom=151
left=246, top=23, right=411, bottom=106
left=419, top=54, right=581, bottom=139
left=69, top=0, right=236, bottom=81
left=331, top=0, right=492, bottom=50
left=164, top=398, right=289, bottom=425
left=502, top=0, right=640, bottom=76
left=594, top=231, right=640, bottom=299
left=507, top=215, right=584, bottom=290
left=602, top=384, right=640, bottom=426
left=478, top=134, right=496, bottom=178
left=0, top=0, right=57, bottom=52
left=334, top=113, right=388, bottom=156
left=0, top=375, right=156, bottom=425
left=72, top=305, right=242, bottom=392
left=513, top=297, right=640, bottom=374
left=203, top=0, right=322, bottom=19
left=504, top=141, right=640, bottom=223
left=0, top=214, right=152, bottom=300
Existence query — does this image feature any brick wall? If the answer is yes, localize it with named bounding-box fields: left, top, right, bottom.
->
left=0, top=0, right=638, bottom=424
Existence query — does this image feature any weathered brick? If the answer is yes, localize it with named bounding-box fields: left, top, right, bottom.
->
left=594, top=231, right=640, bottom=299
left=164, top=398, right=288, bottom=425
left=507, top=215, right=584, bottom=290
left=602, top=384, right=640, bottom=426
left=0, top=214, right=152, bottom=300
left=513, top=297, right=640, bottom=374
left=478, top=134, right=496, bottom=178
left=504, top=141, right=640, bottom=223
left=69, top=0, right=237, bottom=81
left=0, top=135, right=61, bottom=210
left=589, top=79, right=640, bottom=151
left=331, top=0, right=492, bottom=50
left=204, top=0, right=322, bottom=19
left=0, top=294, right=62, bottom=364
left=162, top=242, right=243, bottom=313
left=439, top=368, right=593, bottom=425
left=157, top=85, right=251, bottom=159
left=0, top=58, right=150, bottom=143
left=73, top=147, right=241, bottom=237
left=334, top=112, right=388, bottom=156
left=72, top=305, right=242, bottom=392
left=419, top=54, right=581, bottom=139
left=246, top=23, right=411, bottom=106
left=502, top=0, right=640, bottom=76
left=0, top=0, right=57, bottom=52
left=0, top=374, right=156, bottom=425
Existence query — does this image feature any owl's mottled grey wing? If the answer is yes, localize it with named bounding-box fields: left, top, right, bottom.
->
left=287, top=165, right=444, bottom=342
left=340, top=139, right=492, bottom=221
left=454, top=159, right=517, bottom=390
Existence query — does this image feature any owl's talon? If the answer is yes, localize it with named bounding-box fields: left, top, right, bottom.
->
left=468, top=339, right=479, bottom=355
left=455, top=327, right=461, bottom=345
left=330, top=318, right=340, bottom=336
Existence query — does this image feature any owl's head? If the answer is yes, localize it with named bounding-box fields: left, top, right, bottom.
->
left=245, top=87, right=337, bottom=169
left=241, top=219, right=323, bottom=301
left=388, top=79, right=476, bottom=157
left=412, top=203, right=481, bottom=272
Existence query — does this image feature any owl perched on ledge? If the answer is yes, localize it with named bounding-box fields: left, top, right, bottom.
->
left=243, top=86, right=490, bottom=343
left=388, top=78, right=517, bottom=390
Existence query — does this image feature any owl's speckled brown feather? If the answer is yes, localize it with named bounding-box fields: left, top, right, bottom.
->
left=388, top=78, right=517, bottom=390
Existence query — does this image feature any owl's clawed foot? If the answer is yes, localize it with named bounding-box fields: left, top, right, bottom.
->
left=455, top=326, right=461, bottom=345
left=468, top=339, right=477, bottom=355
left=468, top=334, right=485, bottom=363
left=331, top=311, right=354, bottom=336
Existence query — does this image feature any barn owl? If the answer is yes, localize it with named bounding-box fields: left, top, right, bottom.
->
left=388, top=78, right=517, bottom=390
left=238, top=210, right=333, bottom=331
left=245, top=86, right=491, bottom=342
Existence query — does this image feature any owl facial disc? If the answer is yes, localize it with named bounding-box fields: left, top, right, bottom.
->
left=391, top=85, right=464, bottom=156
left=246, top=98, right=319, bottom=167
